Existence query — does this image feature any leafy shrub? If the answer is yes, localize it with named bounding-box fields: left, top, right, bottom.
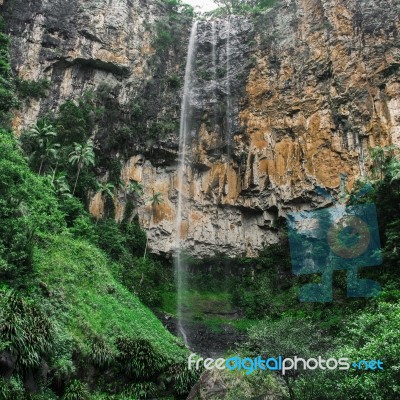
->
left=16, top=78, right=51, bottom=99
left=167, top=74, right=181, bottom=88
left=0, top=23, right=18, bottom=125
left=154, top=21, right=174, bottom=50
left=295, top=301, right=400, bottom=400
left=116, top=337, right=166, bottom=380
left=244, top=317, right=328, bottom=399
left=164, top=361, right=201, bottom=396
left=0, top=377, right=25, bottom=400
left=0, top=130, right=64, bottom=282
left=69, top=215, right=98, bottom=243
left=63, top=380, right=90, bottom=400
left=95, top=219, right=129, bottom=261
left=124, top=382, right=159, bottom=399
left=122, top=257, right=164, bottom=307
left=130, top=101, right=143, bottom=119
left=0, top=289, right=54, bottom=370
left=55, top=97, right=95, bottom=145
left=94, top=218, right=146, bottom=263
left=90, top=335, right=116, bottom=368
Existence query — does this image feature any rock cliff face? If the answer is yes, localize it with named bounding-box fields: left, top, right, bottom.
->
left=2, top=0, right=400, bottom=257
left=4, top=0, right=162, bottom=130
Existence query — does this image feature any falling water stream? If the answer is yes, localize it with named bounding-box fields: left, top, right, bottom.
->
left=226, top=17, right=232, bottom=159
left=211, top=21, right=218, bottom=130
left=175, top=21, right=198, bottom=346
left=175, top=18, right=239, bottom=348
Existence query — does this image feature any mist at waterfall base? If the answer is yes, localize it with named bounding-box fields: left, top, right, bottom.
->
left=174, top=18, right=241, bottom=356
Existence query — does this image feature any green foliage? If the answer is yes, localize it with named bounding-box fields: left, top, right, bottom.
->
left=154, top=0, right=194, bottom=52
left=15, top=78, right=51, bottom=99
left=117, top=337, right=167, bottom=379
left=0, top=377, right=25, bottom=400
left=0, top=21, right=18, bottom=127
left=167, top=73, right=181, bottom=88
left=368, top=145, right=398, bottom=181
left=124, top=381, right=158, bottom=399
left=55, top=97, right=96, bottom=146
left=94, top=218, right=146, bottom=261
left=0, top=130, right=64, bottom=282
left=90, top=335, right=115, bottom=368
left=92, top=218, right=166, bottom=307
left=34, top=235, right=186, bottom=396
left=232, top=242, right=294, bottom=319
left=63, top=380, right=90, bottom=400
left=19, top=95, right=100, bottom=200
left=208, top=0, right=278, bottom=16
left=163, top=0, right=195, bottom=18
left=130, top=101, right=143, bottom=119
left=147, top=191, right=164, bottom=206
left=148, top=118, right=178, bottom=139
left=0, top=289, right=54, bottom=370
left=121, top=257, right=165, bottom=308
left=242, top=317, right=328, bottom=400
left=154, top=20, right=174, bottom=49
left=164, top=361, right=201, bottom=396
left=209, top=369, right=285, bottom=400
left=23, top=119, right=60, bottom=174
left=68, top=139, right=95, bottom=195
left=0, top=129, right=189, bottom=399
left=96, top=181, right=115, bottom=200
left=295, top=301, right=400, bottom=400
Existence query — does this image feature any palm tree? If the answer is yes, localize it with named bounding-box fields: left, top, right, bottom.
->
left=42, top=142, right=60, bottom=175
left=128, top=180, right=144, bottom=198
left=52, top=174, right=72, bottom=198
left=96, top=181, right=116, bottom=200
left=369, top=145, right=398, bottom=181
left=147, top=192, right=164, bottom=208
left=96, top=181, right=116, bottom=219
left=68, top=139, right=95, bottom=195
left=27, top=121, right=59, bottom=175
left=120, top=180, right=143, bottom=204
left=144, top=191, right=164, bottom=258
left=389, top=156, right=400, bottom=184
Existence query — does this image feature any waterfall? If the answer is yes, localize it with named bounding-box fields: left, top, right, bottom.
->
left=175, top=21, right=198, bottom=346
left=226, top=16, right=232, bottom=159
left=211, top=21, right=218, bottom=130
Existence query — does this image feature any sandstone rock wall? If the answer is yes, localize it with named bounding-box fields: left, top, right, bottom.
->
left=4, top=0, right=162, bottom=132
left=3, top=0, right=400, bottom=258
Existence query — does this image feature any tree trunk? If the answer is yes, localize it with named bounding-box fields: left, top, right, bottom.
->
left=51, top=161, right=58, bottom=184
left=143, top=235, right=149, bottom=259
left=143, top=214, right=152, bottom=259
left=38, top=157, right=44, bottom=175
left=72, top=166, right=81, bottom=196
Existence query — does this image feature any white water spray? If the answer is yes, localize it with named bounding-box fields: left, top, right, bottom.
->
left=175, top=21, right=198, bottom=346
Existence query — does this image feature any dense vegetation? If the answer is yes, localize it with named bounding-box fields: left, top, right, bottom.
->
left=0, top=127, right=202, bottom=399
left=0, top=17, right=199, bottom=398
